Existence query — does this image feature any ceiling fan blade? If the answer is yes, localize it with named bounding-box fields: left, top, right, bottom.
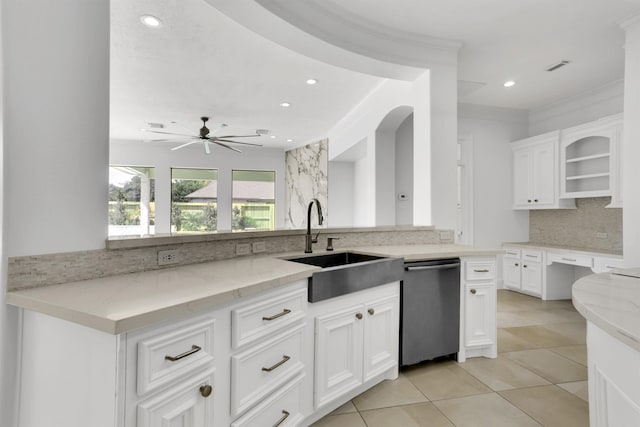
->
left=207, top=123, right=228, bottom=136
left=216, top=134, right=260, bottom=138
left=213, top=140, right=242, bottom=153
left=216, top=139, right=263, bottom=147
left=171, top=140, right=200, bottom=151
left=204, top=140, right=211, bottom=154
left=144, top=129, right=197, bottom=138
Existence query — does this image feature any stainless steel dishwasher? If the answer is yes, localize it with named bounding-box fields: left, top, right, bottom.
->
left=400, top=258, right=460, bottom=366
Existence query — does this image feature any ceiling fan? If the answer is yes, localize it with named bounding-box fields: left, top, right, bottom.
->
left=144, top=116, right=264, bottom=154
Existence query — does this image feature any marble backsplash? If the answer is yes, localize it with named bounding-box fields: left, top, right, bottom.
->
left=529, top=197, right=622, bottom=251
left=7, top=227, right=452, bottom=291
left=285, top=139, right=328, bottom=228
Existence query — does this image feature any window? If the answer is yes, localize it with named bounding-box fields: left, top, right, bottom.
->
left=108, top=166, right=155, bottom=237
left=171, top=168, right=218, bottom=234
left=232, top=170, right=276, bottom=231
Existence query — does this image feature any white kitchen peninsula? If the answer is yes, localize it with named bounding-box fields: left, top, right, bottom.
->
left=7, top=244, right=500, bottom=427
left=573, top=272, right=640, bottom=426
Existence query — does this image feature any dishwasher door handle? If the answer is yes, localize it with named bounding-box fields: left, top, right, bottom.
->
left=405, top=263, right=460, bottom=271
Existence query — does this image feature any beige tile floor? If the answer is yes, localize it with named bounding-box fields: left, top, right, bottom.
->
left=312, top=289, right=589, bottom=427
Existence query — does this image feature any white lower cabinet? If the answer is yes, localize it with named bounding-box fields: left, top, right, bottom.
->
left=459, top=258, right=497, bottom=362
left=502, top=247, right=543, bottom=297
left=313, top=284, right=400, bottom=411
left=137, top=369, right=215, bottom=427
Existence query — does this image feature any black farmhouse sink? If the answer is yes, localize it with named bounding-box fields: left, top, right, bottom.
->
left=287, top=251, right=404, bottom=302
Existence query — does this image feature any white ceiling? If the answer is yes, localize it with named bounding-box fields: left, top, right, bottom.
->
left=111, top=0, right=640, bottom=150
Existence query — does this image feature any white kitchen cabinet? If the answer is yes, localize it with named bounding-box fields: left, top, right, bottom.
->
left=312, top=284, right=399, bottom=410
left=459, top=258, right=497, bottom=362
left=512, top=132, right=575, bottom=210
left=502, top=248, right=544, bottom=297
left=587, top=322, right=640, bottom=426
left=560, top=114, right=622, bottom=200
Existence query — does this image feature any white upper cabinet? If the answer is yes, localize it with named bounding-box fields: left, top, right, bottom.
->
left=559, top=114, right=622, bottom=203
left=512, top=131, right=575, bottom=210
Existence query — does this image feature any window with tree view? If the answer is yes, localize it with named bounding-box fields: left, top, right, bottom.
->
left=232, top=170, right=276, bottom=231
left=109, top=166, right=155, bottom=237
left=171, top=168, right=218, bottom=234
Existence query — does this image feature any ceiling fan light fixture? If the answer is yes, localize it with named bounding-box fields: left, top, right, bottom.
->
left=140, top=15, right=162, bottom=28
left=279, top=102, right=291, bottom=108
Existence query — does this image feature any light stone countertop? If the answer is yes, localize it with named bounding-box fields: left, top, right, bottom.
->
left=7, top=244, right=500, bottom=335
left=573, top=272, right=640, bottom=352
left=503, top=242, right=623, bottom=258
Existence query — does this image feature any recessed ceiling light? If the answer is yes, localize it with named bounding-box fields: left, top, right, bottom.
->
left=503, top=80, right=516, bottom=88
left=279, top=102, right=291, bottom=108
left=306, top=79, right=318, bottom=85
left=140, top=15, right=162, bottom=28
left=270, top=135, right=277, bottom=139
left=287, top=138, right=294, bottom=142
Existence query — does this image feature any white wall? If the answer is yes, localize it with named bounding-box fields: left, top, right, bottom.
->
left=327, top=161, right=354, bottom=227
left=395, top=114, right=414, bottom=225
left=529, top=80, right=624, bottom=136
left=375, top=130, right=396, bottom=225
left=2, top=0, right=110, bottom=424
left=622, top=16, right=640, bottom=266
left=110, top=141, right=286, bottom=232
left=458, top=104, right=530, bottom=249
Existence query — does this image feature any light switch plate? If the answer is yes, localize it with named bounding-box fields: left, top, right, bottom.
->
left=595, top=232, right=608, bottom=239
left=252, top=241, right=266, bottom=253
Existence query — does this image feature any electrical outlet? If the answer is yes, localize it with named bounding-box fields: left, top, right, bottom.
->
left=236, top=243, right=251, bottom=256
left=439, top=230, right=453, bottom=241
left=252, top=241, right=266, bottom=253
left=595, top=232, right=608, bottom=239
left=158, top=250, right=178, bottom=266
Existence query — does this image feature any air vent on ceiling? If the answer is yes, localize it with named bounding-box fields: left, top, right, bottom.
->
left=147, top=122, right=164, bottom=129
left=546, top=60, right=571, bottom=72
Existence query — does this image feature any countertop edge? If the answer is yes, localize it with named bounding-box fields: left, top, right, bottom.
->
left=503, top=242, right=623, bottom=258
left=573, top=273, right=640, bottom=352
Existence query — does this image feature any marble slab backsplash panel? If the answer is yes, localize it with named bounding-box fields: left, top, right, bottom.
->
left=285, top=139, right=328, bottom=229
left=529, top=197, right=622, bottom=251
left=7, top=228, right=453, bottom=291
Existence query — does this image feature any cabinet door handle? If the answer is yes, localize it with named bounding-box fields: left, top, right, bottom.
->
left=356, top=312, right=363, bottom=320
left=273, top=410, right=290, bottom=427
left=262, top=355, right=290, bottom=372
left=523, top=265, right=528, bottom=268
left=515, top=263, right=519, bottom=267
left=367, top=308, right=375, bottom=315
left=528, top=199, right=532, bottom=203
left=473, top=269, right=489, bottom=273
left=534, top=199, right=539, bottom=202
left=199, top=384, right=213, bottom=398
left=262, top=309, right=291, bottom=321
left=165, top=345, right=201, bottom=362
left=470, top=289, right=477, bottom=295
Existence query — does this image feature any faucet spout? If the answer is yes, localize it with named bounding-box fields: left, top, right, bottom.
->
left=305, top=198, right=323, bottom=253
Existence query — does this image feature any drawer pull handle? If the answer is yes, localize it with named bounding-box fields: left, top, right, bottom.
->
left=199, top=384, right=213, bottom=398
left=473, top=269, right=489, bottom=273
left=262, top=355, right=290, bottom=372
left=562, top=258, right=577, bottom=262
left=368, top=308, right=375, bottom=315
left=165, top=345, right=201, bottom=362
left=273, top=410, right=290, bottom=427
left=470, top=289, right=477, bottom=295
left=262, top=309, right=291, bottom=321
left=525, top=255, right=538, bottom=258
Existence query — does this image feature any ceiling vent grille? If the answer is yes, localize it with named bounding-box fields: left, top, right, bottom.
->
left=546, top=60, right=571, bottom=72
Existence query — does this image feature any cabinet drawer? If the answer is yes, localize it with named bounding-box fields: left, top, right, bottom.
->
left=231, top=373, right=305, bottom=427
left=232, top=286, right=307, bottom=349
left=231, top=325, right=305, bottom=417
left=521, top=250, right=543, bottom=263
left=503, top=248, right=521, bottom=259
left=135, top=317, right=215, bottom=396
left=547, top=252, right=592, bottom=268
left=465, top=261, right=495, bottom=281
